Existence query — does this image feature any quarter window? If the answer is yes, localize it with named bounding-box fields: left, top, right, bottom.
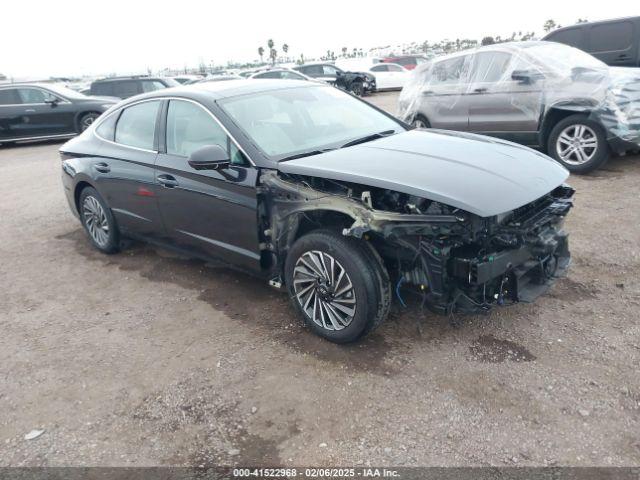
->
left=387, top=64, right=404, bottom=72
left=114, top=101, right=160, bottom=150
left=165, top=100, right=246, bottom=165
left=371, top=65, right=389, bottom=72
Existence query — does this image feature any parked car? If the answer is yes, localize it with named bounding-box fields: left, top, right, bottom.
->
left=249, top=68, right=313, bottom=81
left=368, top=63, right=410, bottom=90
left=170, top=75, right=203, bottom=85
left=543, top=16, right=640, bottom=67
left=60, top=79, right=573, bottom=343
left=196, top=75, right=244, bottom=83
left=0, top=83, right=117, bottom=145
left=381, top=55, right=429, bottom=70
left=399, top=41, right=640, bottom=173
left=89, top=76, right=180, bottom=99
left=293, top=63, right=376, bottom=96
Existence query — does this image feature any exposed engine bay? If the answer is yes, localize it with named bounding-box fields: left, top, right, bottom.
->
left=258, top=170, right=573, bottom=315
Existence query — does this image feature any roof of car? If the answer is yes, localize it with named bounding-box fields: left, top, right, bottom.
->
left=92, top=76, right=169, bottom=83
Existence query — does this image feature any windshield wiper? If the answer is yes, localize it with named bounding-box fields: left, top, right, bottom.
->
left=279, top=148, right=335, bottom=162
left=340, top=130, right=397, bottom=149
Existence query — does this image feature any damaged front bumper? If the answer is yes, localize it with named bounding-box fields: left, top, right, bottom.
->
left=259, top=170, right=573, bottom=316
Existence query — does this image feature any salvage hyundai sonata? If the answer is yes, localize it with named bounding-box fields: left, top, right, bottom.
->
left=60, top=80, right=573, bottom=343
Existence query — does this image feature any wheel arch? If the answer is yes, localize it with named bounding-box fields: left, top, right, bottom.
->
left=73, top=179, right=95, bottom=214
left=539, top=102, right=601, bottom=147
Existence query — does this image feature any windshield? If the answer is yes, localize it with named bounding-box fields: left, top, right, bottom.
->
left=218, top=85, right=404, bottom=160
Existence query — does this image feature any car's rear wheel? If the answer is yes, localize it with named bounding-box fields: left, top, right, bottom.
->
left=285, top=230, right=389, bottom=343
left=547, top=114, right=609, bottom=173
left=79, top=186, right=120, bottom=253
left=78, top=112, right=100, bottom=132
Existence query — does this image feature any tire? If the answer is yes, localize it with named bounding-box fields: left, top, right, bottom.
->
left=547, top=114, right=609, bottom=174
left=412, top=115, right=431, bottom=129
left=349, top=81, right=364, bottom=97
left=78, top=186, right=120, bottom=254
left=284, top=230, right=390, bottom=343
left=78, top=112, right=100, bottom=132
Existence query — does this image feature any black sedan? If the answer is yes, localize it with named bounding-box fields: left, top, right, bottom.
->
left=0, top=83, right=117, bottom=145
left=60, top=80, right=573, bottom=343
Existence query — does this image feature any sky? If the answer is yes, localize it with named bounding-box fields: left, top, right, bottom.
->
left=1, top=0, right=637, bottom=79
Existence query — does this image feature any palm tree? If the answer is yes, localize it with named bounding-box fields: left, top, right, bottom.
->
left=342, top=47, right=347, bottom=57
left=258, top=47, right=264, bottom=63
left=543, top=19, right=558, bottom=32
left=269, top=48, right=277, bottom=65
left=283, top=43, right=289, bottom=54
left=267, top=39, right=274, bottom=50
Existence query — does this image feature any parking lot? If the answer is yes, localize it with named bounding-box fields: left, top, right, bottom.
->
left=1, top=90, right=639, bottom=467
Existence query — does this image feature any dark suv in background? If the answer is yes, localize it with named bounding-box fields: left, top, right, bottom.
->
left=89, top=76, right=180, bottom=99
left=543, top=16, right=640, bottom=67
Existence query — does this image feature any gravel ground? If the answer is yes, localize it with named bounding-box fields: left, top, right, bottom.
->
left=1, top=91, right=639, bottom=467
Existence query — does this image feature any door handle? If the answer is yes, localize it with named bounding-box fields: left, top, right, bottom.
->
left=157, top=174, right=178, bottom=188
left=25, top=109, right=36, bottom=113
left=473, top=87, right=487, bottom=93
left=94, top=162, right=111, bottom=173
left=421, top=90, right=434, bottom=95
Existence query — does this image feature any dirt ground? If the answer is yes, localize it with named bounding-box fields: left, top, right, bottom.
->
left=1, top=91, right=639, bottom=467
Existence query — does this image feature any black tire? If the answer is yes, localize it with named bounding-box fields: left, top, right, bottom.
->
left=349, top=81, right=364, bottom=97
left=78, top=112, right=101, bottom=132
left=412, top=114, right=431, bottom=129
left=547, top=114, right=609, bottom=174
left=284, top=230, right=390, bottom=343
left=78, top=186, right=120, bottom=254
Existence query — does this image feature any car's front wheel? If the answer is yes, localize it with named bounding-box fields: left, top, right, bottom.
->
left=349, top=81, right=364, bottom=97
left=79, top=186, right=120, bottom=253
left=285, top=230, right=389, bottom=343
left=547, top=114, right=609, bottom=173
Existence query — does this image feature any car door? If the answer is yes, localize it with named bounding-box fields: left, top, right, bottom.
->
left=16, top=87, right=77, bottom=136
left=0, top=88, right=24, bottom=141
left=154, top=99, right=261, bottom=271
left=466, top=51, right=544, bottom=143
left=419, top=55, right=471, bottom=130
left=370, top=64, right=391, bottom=89
left=92, top=99, right=165, bottom=237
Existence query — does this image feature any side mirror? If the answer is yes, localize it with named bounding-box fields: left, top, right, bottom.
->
left=45, top=98, right=59, bottom=107
left=511, top=70, right=543, bottom=84
left=188, top=145, right=231, bottom=171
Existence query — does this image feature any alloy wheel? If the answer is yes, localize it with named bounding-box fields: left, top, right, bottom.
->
left=292, top=250, right=356, bottom=331
left=82, top=195, right=110, bottom=247
left=81, top=115, right=97, bottom=131
left=556, top=124, right=598, bottom=165
left=413, top=119, right=428, bottom=129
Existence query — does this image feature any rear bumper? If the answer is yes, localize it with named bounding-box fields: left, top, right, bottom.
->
left=61, top=162, right=80, bottom=219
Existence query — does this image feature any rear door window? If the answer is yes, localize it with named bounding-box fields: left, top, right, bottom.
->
left=91, top=82, right=114, bottom=96
left=114, top=100, right=160, bottom=150
left=431, top=56, right=470, bottom=84
left=546, top=27, right=585, bottom=49
left=371, top=65, right=389, bottom=72
left=0, top=88, right=21, bottom=105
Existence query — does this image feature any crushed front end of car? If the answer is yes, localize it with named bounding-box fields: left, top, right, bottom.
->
left=259, top=170, right=574, bottom=317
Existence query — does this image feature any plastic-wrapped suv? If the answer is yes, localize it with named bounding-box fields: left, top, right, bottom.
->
left=399, top=41, right=640, bottom=173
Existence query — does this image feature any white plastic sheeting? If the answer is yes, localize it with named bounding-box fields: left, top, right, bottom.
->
left=398, top=41, right=640, bottom=147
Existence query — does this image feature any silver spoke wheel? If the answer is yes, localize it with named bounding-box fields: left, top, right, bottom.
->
left=413, top=119, right=427, bottom=129
left=81, top=115, right=97, bottom=131
left=556, top=124, right=598, bottom=166
left=82, top=195, right=110, bottom=247
left=293, top=250, right=356, bottom=331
